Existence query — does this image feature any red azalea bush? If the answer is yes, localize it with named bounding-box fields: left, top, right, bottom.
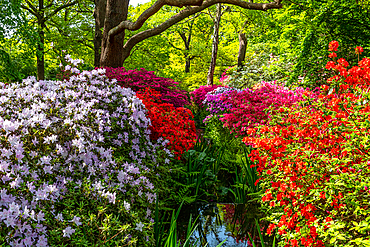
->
left=218, top=82, right=308, bottom=137
left=105, top=67, right=189, bottom=107
left=136, top=88, right=196, bottom=160
left=190, top=84, right=225, bottom=107
left=244, top=42, right=370, bottom=246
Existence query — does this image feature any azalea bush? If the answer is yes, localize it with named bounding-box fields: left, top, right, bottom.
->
left=202, top=87, right=241, bottom=147
left=136, top=88, right=196, bottom=160
left=190, top=84, right=225, bottom=108
left=0, top=57, right=172, bottom=246
left=203, top=82, right=308, bottom=138
left=105, top=67, right=189, bottom=107
left=244, top=42, right=370, bottom=246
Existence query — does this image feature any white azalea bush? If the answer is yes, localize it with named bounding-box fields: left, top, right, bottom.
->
left=0, top=62, right=171, bottom=246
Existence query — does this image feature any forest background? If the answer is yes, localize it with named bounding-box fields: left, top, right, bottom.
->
left=1, top=0, right=370, bottom=90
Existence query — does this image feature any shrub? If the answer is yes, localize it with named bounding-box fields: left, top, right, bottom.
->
left=136, top=88, right=196, bottom=160
left=223, top=52, right=294, bottom=89
left=244, top=42, right=370, bottom=246
left=104, top=67, right=189, bottom=107
left=0, top=60, right=171, bottom=246
left=190, top=85, right=225, bottom=109
left=215, top=82, right=307, bottom=137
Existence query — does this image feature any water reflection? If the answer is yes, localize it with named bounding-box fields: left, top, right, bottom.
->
left=177, top=203, right=271, bottom=247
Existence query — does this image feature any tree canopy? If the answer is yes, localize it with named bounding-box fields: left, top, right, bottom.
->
left=1, top=0, right=369, bottom=87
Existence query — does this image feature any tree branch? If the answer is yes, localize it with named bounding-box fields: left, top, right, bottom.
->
left=120, top=0, right=282, bottom=60
left=20, top=4, right=38, bottom=17
left=22, top=0, right=40, bottom=18
left=165, top=36, right=182, bottom=50
left=111, top=0, right=282, bottom=38
left=45, top=1, right=78, bottom=21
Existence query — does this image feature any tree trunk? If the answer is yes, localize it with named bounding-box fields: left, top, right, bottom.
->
left=179, top=28, right=192, bottom=73
left=36, top=21, right=45, bottom=80
left=185, top=57, right=191, bottom=73
left=100, top=0, right=129, bottom=67
left=237, top=32, right=247, bottom=70
left=36, top=0, right=45, bottom=81
left=94, top=0, right=106, bottom=68
left=207, top=3, right=222, bottom=85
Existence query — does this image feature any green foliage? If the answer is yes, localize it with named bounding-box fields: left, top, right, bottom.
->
left=180, top=71, right=208, bottom=91
left=248, top=219, right=276, bottom=247
left=224, top=51, right=294, bottom=89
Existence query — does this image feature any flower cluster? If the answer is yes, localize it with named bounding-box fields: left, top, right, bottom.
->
left=190, top=85, right=224, bottom=108
left=136, top=88, right=196, bottom=160
left=244, top=42, right=370, bottom=246
left=202, top=87, right=240, bottom=124
left=217, top=82, right=307, bottom=137
left=0, top=58, right=170, bottom=246
left=104, top=67, right=189, bottom=107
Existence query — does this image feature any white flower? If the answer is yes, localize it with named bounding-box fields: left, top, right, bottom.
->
left=135, top=222, right=145, bottom=232
left=55, top=213, right=64, bottom=221
left=63, top=226, right=75, bottom=238
left=124, top=201, right=130, bottom=211
left=70, top=216, right=82, bottom=226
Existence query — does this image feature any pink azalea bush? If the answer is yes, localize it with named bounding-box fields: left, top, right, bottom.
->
left=205, top=82, right=309, bottom=137
left=190, top=84, right=225, bottom=108
left=104, top=67, right=189, bottom=107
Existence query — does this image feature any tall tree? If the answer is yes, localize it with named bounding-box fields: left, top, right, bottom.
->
left=94, top=0, right=106, bottom=67
left=97, top=0, right=283, bottom=68
left=207, top=3, right=222, bottom=85
left=20, top=0, right=78, bottom=80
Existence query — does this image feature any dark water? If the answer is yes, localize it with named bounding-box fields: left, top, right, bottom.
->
left=176, top=203, right=272, bottom=247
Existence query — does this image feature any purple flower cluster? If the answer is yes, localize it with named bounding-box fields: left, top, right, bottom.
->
left=190, top=84, right=224, bottom=108
left=203, top=86, right=241, bottom=114
left=0, top=57, right=171, bottom=246
left=105, top=67, right=189, bottom=107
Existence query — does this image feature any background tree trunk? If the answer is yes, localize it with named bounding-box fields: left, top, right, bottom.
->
left=179, top=28, right=192, bottom=73
left=237, top=32, right=247, bottom=70
left=36, top=0, right=45, bottom=80
left=94, top=0, right=106, bottom=67
left=207, top=3, right=222, bottom=85
left=100, top=0, right=129, bottom=67
left=37, top=21, right=45, bottom=81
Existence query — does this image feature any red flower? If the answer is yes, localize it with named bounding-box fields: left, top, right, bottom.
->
left=328, top=52, right=337, bottom=58
left=328, top=40, right=339, bottom=51
left=325, top=61, right=336, bottom=70
left=136, top=88, right=196, bottom=159
left=321, top=85, right=329, bottom=91
left=355, top=46, right=364, bottom=54
left=337, top=58, right=349, bottom=67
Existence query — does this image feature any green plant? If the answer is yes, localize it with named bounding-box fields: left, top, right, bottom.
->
left=248, top=219, right=276, bottom=247
left=241, top=145, right=260, bottom=194
left=157, top=201, right=229, bottom=247
left=228, top=145, right=260, bottom=203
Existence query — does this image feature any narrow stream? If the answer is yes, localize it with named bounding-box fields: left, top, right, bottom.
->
left=176, top=203, right=274, bottom=247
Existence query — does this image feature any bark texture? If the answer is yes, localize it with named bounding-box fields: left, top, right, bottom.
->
left=237, top=32, right=247, bottom=69
left=179, top=28, right=192, bottom=73
left=94, top=0, right=107, bottom=67
left=100, top=0, right=129, bottom=67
